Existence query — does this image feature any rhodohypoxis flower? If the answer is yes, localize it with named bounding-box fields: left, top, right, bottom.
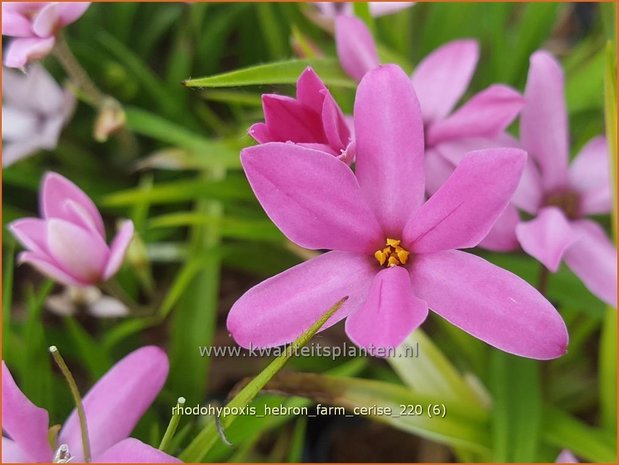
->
left=513, top=51, right=616, bottom=307
left=2, top=2, right=90, bottom=69
left=335, top=16, right=524, bottom=251
left=9, top=172, right=134, bottom=287
left=2, top=346, right=180, bottom=463
left=249, top=67, right=354, bottom=162
left=2, top=64, right=75, bottom=167
left=228, top=65, right=568, bottom=360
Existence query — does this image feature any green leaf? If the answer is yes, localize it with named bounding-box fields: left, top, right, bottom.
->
left=179, top=296, right=350, bottom=462
left=183, top=59, right=355, bottom=89
left=261, top=372, right=490, bottom=453
left=542, top=407, right=617, bottom=463
left=2, top=241, right=15, bottom=358
left=490, top=352, right=541, bottom=461
left=101, top=175, right=253, bottom=207
left=63, top=318, right=112, bottom=379
left=388, top=330, right=484, bottom=408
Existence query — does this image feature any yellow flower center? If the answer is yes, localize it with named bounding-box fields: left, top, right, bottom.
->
left=374, top=238, right=410, bottom=268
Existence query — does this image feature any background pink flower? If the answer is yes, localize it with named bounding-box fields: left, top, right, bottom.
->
left=249, top=67, right=354, bottom=162
left=228, top=65, right=567, bottom=360
left=2, top=2, right=90, bottom=68
left=2, top=64, right=75, bottom=166
left=334, top=16, right=525, bottom=251
left=2, top=346, right=179, bottom=463
left=9, top=172, right=134, bottom=287
left=513, top=50, right=616, bottom=307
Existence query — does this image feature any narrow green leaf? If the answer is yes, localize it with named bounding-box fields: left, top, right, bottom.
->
left=490, top=352, right=541, bottom=462
left=287, top=417, right=307, bottom=462
left=388, top=330, right=484, bottom=407
left=179, top=296, right=350, bottom=462
left=542, top=407, right=617, bottom=463
left=256, top=3, right=287, bottom=59
left=262, top=372, right=490, bottom=453
left=63, top=318, right=112, bottom=379
left=2, top=241, right=15, bottom=358
left=183, top=59, right=355, bottom=89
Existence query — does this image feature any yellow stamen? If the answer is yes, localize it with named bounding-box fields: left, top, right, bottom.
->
left=374, top=238, right=411, bottom=268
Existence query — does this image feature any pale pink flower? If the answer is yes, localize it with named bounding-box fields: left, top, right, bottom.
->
left=2, top=64, right=75, bottom=166
left=2, top=346, right=179, bottom=463
left=556, top=450, right=579, bottom=463
left=228, top=65, right=567, bottom=360
left=335, top=16, right=525, bottom=251
left=249, top=67, right=354, bottom=162
left=513, top=51, right=616, bottom=307
left=313, top=2, right=414, bottom=19
left=2, top=2, right=90, bottom=68
left=9, top=172, right=134, bottom=287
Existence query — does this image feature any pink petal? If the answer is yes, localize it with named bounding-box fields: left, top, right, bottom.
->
left=556, top=450, right=579, bottom=463
left=2, top=362, right=52, bottom=462
left=261, top=94, right=325, bottom=142
left=59, top=346, right=169, bottom=461
left=563, top=220, right=617, bottom=307
left=57, top=2, right=91, bottom=26
left=404, top=148, right=526, bottom=253
left=345, top=266, right=428, bottom=353
left=426, top=85, right=524, bottom=146
left=103, top=220, right=134, bottom=280
left=354, top=64, right=425, bottom=235
left=322, top=90, right=351, bottom=151
left=296, top=67, right=327, bottom=114
left=368, top=2, right=414, bottom=16
left=335, top=15, right=380, bottom=81
left=521, top=50, right=569, bottom=191
left=515, top=207, right=577, bottom=272
left=4, top=37, right=55, bottom=69
left=31, top=3, right=60, bottom=37
left=248, top=122, right=272, bottom=143
left=241, top=143, right=383, bottom=253
left=2, top=438, right=30, bottom=463
left=41, top=172, right=106, bottom=238
left=94, top=438, right=180, bottom=463
left=569, top=136, right=611, bottom=215
left=411, top=250, right=568, bottom=359
left=512, top=155, right=544, bottom=215
left=46, top=219, right=110, bottom=284
left=9, top=218, right=49, bottom=255
left=227, top=251, right=376, bottom=348
left=2, top=11, right=33, bottom=37
left=478, top=204, right=520, bottom=252
left=411, top=40, right=479, bottom=123
left=18, top=251, right=85, bottom=287
left=424, top=148, right=455, bottom=196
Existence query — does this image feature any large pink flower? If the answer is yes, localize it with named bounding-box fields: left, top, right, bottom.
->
left=513, top=51, right=616, bottom=307
left=9, top=172, right=134, bottom=287
left=335, top=16, right=525, bottom=251
left=2, top=346, right=179, bottom=463
left=249, top=67, right=354, bottom=162
left=228, top=65, right=568, bottom=360
left=2, top=2, right=90, bottom=68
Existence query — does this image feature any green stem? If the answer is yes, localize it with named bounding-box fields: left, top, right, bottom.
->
left=49, top=346, right=91, bottom=462
left=52, top=34, right=106, bottom=107
left=159, top=397, right=186, bottom=452
left=536, top=263, right=550, bottom=296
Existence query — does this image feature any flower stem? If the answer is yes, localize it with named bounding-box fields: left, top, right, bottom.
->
left=536, top=263, right=550, bottom=296
left=49, top=346, right=92, bottom=463
left=52, top=34, right=105, bottom=107
left=159, top=397, right=186, bottom=452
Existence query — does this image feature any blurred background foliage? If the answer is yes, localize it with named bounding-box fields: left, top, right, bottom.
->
left=2, top=2, right=616, bottom=462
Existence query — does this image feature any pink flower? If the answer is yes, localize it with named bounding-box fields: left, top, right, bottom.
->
left=228, top=65, right=568, bottom=360
left=2, top=2, right=90, bottom=69
left=2, top=64, right=75, bottom=166
left=249, top=67, right=354, bottom=162
left=335, top=16, right=525, bottom=251
left=513, top=51, right=616, bottom=307
left=556, top=450, right=579, bottom=463
left=2, top=346, right=180, bottom=463
left=9, top=172, right=134, bottom=287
